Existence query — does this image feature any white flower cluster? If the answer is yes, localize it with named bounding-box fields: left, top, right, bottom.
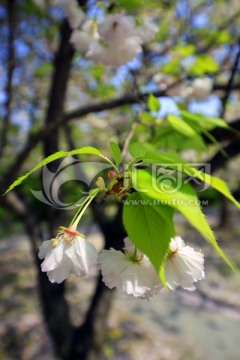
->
left=39, top=229, right=204, bottom=300
left=99, top=236, right=204, bottom=299
left=182, top=77, right=213, bottom=100
left=165, top=236, right=205, bottom=291
left=98, top=247, right=162, bottom=300
left=38, top=227, right=98, bottom=283
left=65, top=0, right=158, bottom=66
left=154, top=73, right=213, bottom=100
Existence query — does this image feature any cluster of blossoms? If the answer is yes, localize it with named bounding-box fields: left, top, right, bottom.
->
left=38, top=226, right=98, bottom=283
left=154, top=73, right=213, bottom=100
left=39, top=228, right=204, bottom=299
left=65, top=0, right=158, bottom=66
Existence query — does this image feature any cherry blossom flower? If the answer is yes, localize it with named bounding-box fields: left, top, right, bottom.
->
left=70, top=20, right=99, bottom=51
left=135, top=19, right=158, bottom=42
left=153, top=73, right=184, bottom=96
left=69, top=11, right=157, bottom=66
left=64, top=0, right=85, bottom=29
left=182, top=77, right=213, bottom=100
left=98, top=238, right=162, bottom=299
left=38, top=227, right=98, bottom=283
left=190, top=77, right=213, bottom=99
left=85, top=13, right=142, bottom=66
left=165, top=236, right=205, bottom=291
left=98, top=13, right=135, bottom=42
left=87, top=36, right=142, bottom=66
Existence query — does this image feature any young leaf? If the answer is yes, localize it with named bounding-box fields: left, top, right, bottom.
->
left=141, top=112, right=156, bottom=124
left=148, top=94, right=161, bottom=112
left=167, top=114, right=198, bottom=137
left=4, top=146, right=113, bottom=194
left=181, top=110, right=231, bottom=130
left=129, top=142, right=156, bottom=158
left=166, top=114, right=207, bottom=149
left=187, top=54, right=219, bottom=76
left=110, top=141, right=121, bottom=167
left=123, top=191, right=175, bottom=275
left=131, top=169, right=237, bottom=271
left=154, top=124, right=207, bottom=151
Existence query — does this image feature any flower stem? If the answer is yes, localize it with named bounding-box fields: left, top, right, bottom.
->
left=129, top=246, right=139, bottom=262
left=69, top=188, right=101, bottom=230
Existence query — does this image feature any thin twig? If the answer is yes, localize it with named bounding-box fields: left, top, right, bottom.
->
left=220, top=40, right=240, bottom=117
left=121, top=122, right=138, bottom=163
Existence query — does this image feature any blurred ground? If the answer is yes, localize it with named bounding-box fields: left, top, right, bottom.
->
left=0, top=207, right=240, bottom=360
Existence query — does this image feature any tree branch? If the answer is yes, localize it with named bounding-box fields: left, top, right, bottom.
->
left=207, top=138, right=240, bottom=173
left=220, top=40, right=240, bottom=117
left=4, top=79, right=240, bottom=192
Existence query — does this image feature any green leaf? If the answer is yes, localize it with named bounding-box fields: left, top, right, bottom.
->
left=181, top=110, right=230, bottom=130
left=118, top=0, right=144, bottom=10
left=110, top=141, right=121, bottom=167
left=207, top=29, right=231, bottom=45
left=188, top=54, right=219, bottom=76
left=165, top=114, right=207, bottom=150
left=167, top=114, right=199, bottom=137
left=140, top=151, right=240, bottom=209
left=173, top=44, right=195, bottom=57
left=141, top=112, right=156, bottom=124
left=129, top=142, right=156, bottom=158
left=141, top=150, right=188, bottom=164
left=4, top=147, right=113, bottom=194
left=161, top=58, right=181, bottom=76
left=131, top=169, right=237, bottom=271
left=90, top=64, right=104, bottom=80
left=35, top=62, right=53, bottom=78
left=123, top=191, right=175, bottom=275
left=148, top=94, right=161, bottom=112
left=154, top=126, right=206, bottom=151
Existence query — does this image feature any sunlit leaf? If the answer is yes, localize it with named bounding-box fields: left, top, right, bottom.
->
left=110, top=141, right=121, bottom=166
left=123, top=191, right=175, bottom=275
left=167, top=114, right=198, bottom=137
left=131, top=169, right=237, bottom=271
left=138, top=151, right=240, bottom=209
left=148, top=94, right=161, bottom=112
left=4, top=147, right=113, bottom=194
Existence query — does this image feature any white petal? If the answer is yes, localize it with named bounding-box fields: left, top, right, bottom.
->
left=41, top=240, right=65, bottom=272
left=64, top=0, right=85, bottom=29
left=99, top=249, right=128, bottom=275
left=64, top=245, right=85, bottom=276
left=98, top=13, right=135, bottom=42
left=165, top=237, right=205, bottom=291
left=70, top=30, right=92, bottom=52
left=87, top=37, right=141, bottom=66
left=165, top=258, right=196, bottom=291
left=169, top=236, right=185, bottom=252
left=38, top=240, right=53, bottom=259
left=123, top=237, right=134, bottom=253
left=121, top=261, right=161, bottom=299
left=66, top=236, right=98, bottom=275
left=99, top=249, right=162, bottom=299
left=47, top=256, right=72, bottom=283
left=99, top=249, right=129, bottom=290
left=135, top=19, right=158, bottom=42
